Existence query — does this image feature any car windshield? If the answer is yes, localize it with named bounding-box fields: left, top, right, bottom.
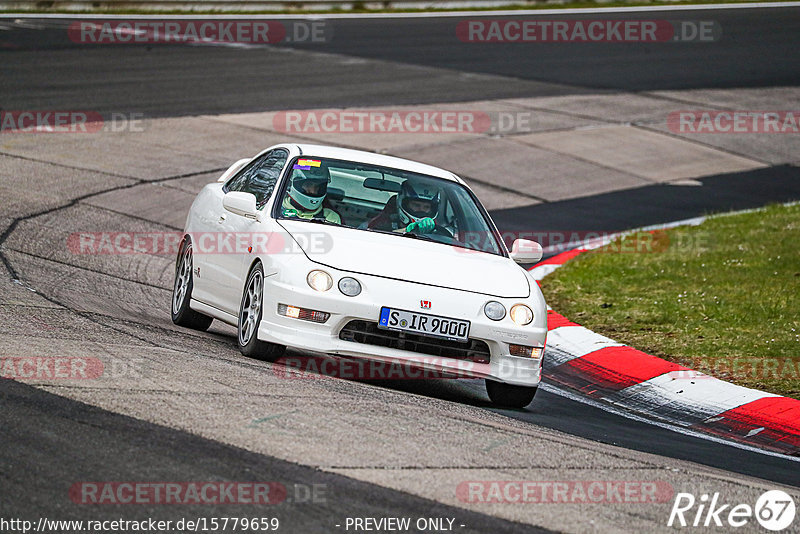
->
left=275, top=156, right=503, bottom=256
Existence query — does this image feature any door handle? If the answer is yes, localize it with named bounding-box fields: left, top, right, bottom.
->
left=218, top=214, right=226, bottom=223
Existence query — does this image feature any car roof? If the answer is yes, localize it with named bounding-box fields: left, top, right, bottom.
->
left=273, top=143, right=463, bottom=184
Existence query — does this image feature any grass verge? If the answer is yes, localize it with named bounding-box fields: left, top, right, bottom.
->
left=540, top=203, right=800, bottom=399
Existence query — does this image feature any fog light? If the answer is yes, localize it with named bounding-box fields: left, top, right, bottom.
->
left=338, top=277, right=362, bottom=297
left=510, top=304, right=533, bottom=326
left=307, top=270, right=333, bottom=292
left=483, top=301, right=506, bottom=321
left=278, top=303, right=330, bottom=323
left=509, top=345, right=543, bottom=358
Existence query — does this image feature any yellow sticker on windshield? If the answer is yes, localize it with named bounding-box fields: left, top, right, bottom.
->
left=298, top=159, right=321, bottom=167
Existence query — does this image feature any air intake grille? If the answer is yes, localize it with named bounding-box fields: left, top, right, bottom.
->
left=339, top=320, right=490, bottom=363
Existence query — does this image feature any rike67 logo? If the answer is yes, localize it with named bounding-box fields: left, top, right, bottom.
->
left=668, top=490, right=796, bottom=531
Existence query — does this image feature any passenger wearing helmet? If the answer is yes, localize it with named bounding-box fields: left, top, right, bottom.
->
left=367, top=179, right=447, bottom=235
left=281, top=164, right=341, bottom=224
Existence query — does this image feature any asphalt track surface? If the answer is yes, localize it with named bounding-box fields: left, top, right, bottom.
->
left=2, top=6, right=800, bottom=532
left=493, top=164, right=800, bottom=246
left=0, top=7, right=798, bottom=116
left=0, top=379, right=542, bottom=533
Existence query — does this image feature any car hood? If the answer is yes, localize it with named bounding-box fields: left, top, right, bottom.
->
left=278, top=220, right=530, bottom=298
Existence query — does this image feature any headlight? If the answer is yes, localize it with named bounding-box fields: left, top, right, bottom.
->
left=483, top=301, right=506, bottom=321
left=338, top=277, right=362, bottom=297
left=510, top=304, right=533, bottom=325
left=307, top=270, right=333, bottom=292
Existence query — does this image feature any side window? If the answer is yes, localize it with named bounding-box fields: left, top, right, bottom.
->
left=224, top=160, right=256, bottom=193
left=225, top=149, right=288, bottom=208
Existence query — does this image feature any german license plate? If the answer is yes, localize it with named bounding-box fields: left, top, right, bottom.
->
left=378, top=307, right=470, bottom=342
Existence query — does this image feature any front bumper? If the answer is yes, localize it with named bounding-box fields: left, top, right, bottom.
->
left=257, top=269, right=545, bottom=386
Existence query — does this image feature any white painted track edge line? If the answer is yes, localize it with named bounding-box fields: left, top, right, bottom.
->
left=540, top=382, right=800, bottom=462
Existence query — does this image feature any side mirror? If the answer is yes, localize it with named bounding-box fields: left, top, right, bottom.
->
left=217, top=158, right=252, bottom=183
left=509, top=239, right=543, bottom=264
left=223, top=192, right=260, bottom=221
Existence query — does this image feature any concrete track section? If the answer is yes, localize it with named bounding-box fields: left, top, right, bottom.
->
left=1, top=6, right=799, bottom=117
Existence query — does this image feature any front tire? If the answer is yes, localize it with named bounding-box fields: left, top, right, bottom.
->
left=238, top=263, right=285, bottom=361
left=171, top=237, right=213, bottom=331
left=486, top=380, right=537, bottom=408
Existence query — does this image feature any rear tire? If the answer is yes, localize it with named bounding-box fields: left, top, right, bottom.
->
left=238, top=263, right=285, bottom=362
left=171, top=237, right=213, bottom=331
left=486, top=380, right=537, bottom=408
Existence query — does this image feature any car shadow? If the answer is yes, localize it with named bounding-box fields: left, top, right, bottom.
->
left=273, top=350, right=496, bottom=408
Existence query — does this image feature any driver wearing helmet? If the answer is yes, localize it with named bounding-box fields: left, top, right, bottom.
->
left=367, top=179, right=444, bottom=235
left=281, top=164, right=341, bottom=224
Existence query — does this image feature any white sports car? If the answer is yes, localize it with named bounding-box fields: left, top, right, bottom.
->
left=172, top=144, right=547, bottom=407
